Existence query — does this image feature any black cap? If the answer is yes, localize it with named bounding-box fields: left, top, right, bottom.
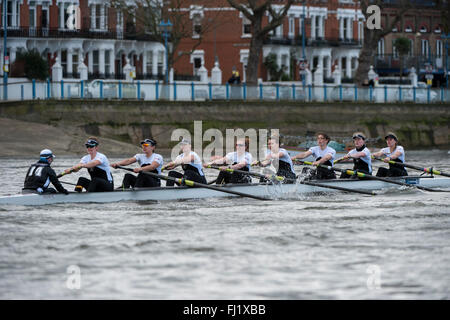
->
left=352, top=132, right=366, bottom=140
left=85, top=139, right=99, bottom=148
left=384, top=132, right=398, bottom=141
left=140, top=138, right=157, bottom=146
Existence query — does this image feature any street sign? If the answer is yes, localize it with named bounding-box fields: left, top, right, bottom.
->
left=426, top=79, right=432, bottom=86
left=298, top=58, right=308, bottom=70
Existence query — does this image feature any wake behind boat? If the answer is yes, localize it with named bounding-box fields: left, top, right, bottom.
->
left=1, top=176, right=449, bottom=206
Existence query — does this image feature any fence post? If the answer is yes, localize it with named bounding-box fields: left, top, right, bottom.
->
left=100, top=80, right=103, bottom=99
left=276, top=83, right=280, bottom=101
left=155, top=81, right=159, bottom=100
left=399, top=86, right=402, bottom=102
left=137, top=80, right=140, bottom=100
left=32, top=79, right=36, bottom=99
left=441, top=87, right=444, bottom=102
left=21, top=85, right=24, bottom=100
left=118, top=81, right=122, bottom=99
left=323, top=85, right=327, bottom=101
left=61, top=80, right=64, bottom=99
left=413, top=86, right=416, bottom=103
left=292, top=83, right=295, bottom=100
left=243, top=83, right=247, bottom=100
left=259, top=83, right=263, bottom=100
left=369, top=86, right=373, bottom=102
left=354, top=85, right=358, bottom=102
left=384, top=86, right=387, bottom=103
left=47, top=78, right=50, bottom=99
left=80, top=80, right=84, bottom=98
left=339, top=85, right=343, bottom=102
left=173, top=82, right=177, bottom=101
left=308, top=85, right=312, bottom=102
left=226, top=83, right=229, bottom=100
left=191, top=82, right=195, bottom=101
left=208, top=82, right=212, bottom=101
left=427, top=85, right=430, bottom=103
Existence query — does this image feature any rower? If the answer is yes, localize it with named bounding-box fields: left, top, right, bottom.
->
left=258, top=135, right=296, bottom=183
left=23, top=149, right=69, bottom=195
left=204, top=138, right=253, bottom=184
left=291, top=132, right=337, bottom=180
left=372, top=132, right=407, bottom=177
left=111, top=138, right=163, bottom=189
left=339, top=132, right=372, bottom=179
left=164, top=139, right=207, bottom=186
left=64, top=137, right=114, bottom=192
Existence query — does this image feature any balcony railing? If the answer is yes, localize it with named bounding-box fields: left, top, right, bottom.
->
left=374, top=54, right=447, bottom=74
left=1, top=27, right=158, bottom=41
left=263, top=35, right=362, bottom=47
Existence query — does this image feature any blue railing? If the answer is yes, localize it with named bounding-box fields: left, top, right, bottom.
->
left=1, top=79, right=449, bottom=103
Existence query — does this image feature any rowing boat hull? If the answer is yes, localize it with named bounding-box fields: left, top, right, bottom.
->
left=0, top=177, right=449, bottom=206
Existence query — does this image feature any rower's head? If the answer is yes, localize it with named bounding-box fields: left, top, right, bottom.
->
left=384, top=132, right=398, bottom=148
left=268, top=135, right=280, bottom=151
left=140, top=138, right=156, bottom=154
left=179, top=138, right=191, bottom=152
left=85, top=137, right=99, bottom=154
left=352, top=132, right=366, bottom=148
left=316, top=132, right=330, bottom=147
left=39, top=149, right=54, bottom=164
left=235, top=137, right=249, bottom=153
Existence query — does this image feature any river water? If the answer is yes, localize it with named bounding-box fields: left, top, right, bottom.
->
left=0, top=151, right=449, bottom=299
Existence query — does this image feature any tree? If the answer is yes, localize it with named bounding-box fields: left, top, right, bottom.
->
left=226, top=0, right=294, bottom=85
left=13, top=50, right=49, bottom=80
left=109, top=0, right=227, bottom=81
left=355, top=0, right=413, bottom=85
left=393, top=37, right=411, bottom=84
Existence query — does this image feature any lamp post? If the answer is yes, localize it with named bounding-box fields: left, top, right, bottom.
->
left=300, top=3, right=306, bottom=87
left=159, top=19, right=172, bottom=85
left=442, top=33, right=450, bottom=88
left=3, top=0, right=8, bottom=100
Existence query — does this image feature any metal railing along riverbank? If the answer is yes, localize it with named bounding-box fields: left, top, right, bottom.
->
left=2, top=79, right=449, bottom=103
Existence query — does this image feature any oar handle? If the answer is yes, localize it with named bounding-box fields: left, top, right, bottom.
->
left=116, top=166, right=268, bottom=201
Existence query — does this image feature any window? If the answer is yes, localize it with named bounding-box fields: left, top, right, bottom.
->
left=436, top=40, right=442, bottom=57
left=105, top=51, right=110, bottom=74
left=29, top=4, right=36, bottom=28
left=242, top=17, right=251, bottom=36
left=146, top=52, right=153, bottom=75
left=93, top=50, right=99, bottom=73
left=392, top=40, right=398, bottom=59
left=275, top=21, right=283, bottom=37
left=6, top=0, right=20, bottom=27
left=342, top=18, right=347, bottom=39
left=419, top=26, right=427, bottom=33
left=377, top=38, right=384, bottom=55
left=158, top=51, right=164, bottom=75
left=72, top=52, right=78, bottom=75
left=194, top=58, right=202, bottom=75
left=288, top=17, right=295, bottom=37
left=91, top=4, right=108, bottom=30
left=315, top=16, right=320, bottom=38
left=409, top=39, right=414, bottom=57
left=61, top=50, right=67, bottom=74
left=404, top=26, right=412, bottom=33
left=193, top=14, right=202, bottom=38
left=421, top=39, right=429, bottom=56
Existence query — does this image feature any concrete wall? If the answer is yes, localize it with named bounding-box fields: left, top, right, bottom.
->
left=0, top=100, right=448, bottom=149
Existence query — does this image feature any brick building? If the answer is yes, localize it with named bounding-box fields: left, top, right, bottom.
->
left=174, top=0, right=448, bottom=85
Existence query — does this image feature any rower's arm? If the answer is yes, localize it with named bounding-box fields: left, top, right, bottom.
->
left=139, top=160, right=160, bottom=172
left=372, top=150, right=384, bottom=158
left=291, top=150, right=312, bottom=160
left=313, top=153, right=332, bottom=165
left=388, top=150, right=402, bottom=160
left=111, top=157, right=136, bottom=168
left=82, top=160, right=102, bottom=169
left=230, top=161, right=247, bottom=170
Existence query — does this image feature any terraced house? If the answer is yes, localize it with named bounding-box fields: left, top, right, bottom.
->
left=0, top=0, right=166, bottom=80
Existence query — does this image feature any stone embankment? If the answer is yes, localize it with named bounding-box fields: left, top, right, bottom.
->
left=0, top=100, right=448, bottom=156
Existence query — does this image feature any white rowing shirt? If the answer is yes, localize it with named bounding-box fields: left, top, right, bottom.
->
left=308, top=146, right=336, bottom=165
left=347, top=147, right=372, bottom=173
left=175, top=151, right=205, bottom=176
left=225, top=151, right=253, bottom=170
left=134, top=153, right=164, bottom=174
left=379, top=146, right=405, bottom=163
left=80, top=152, right=113, bottom=182
left=268, top=148, right=295, bottom=173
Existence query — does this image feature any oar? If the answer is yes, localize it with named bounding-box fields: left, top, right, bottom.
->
left=372, top=156, right=450, bottom=177
left=295, top=160, right=448, bottom=193
left=57, top=167, right=77, bottom=178
left=206, top=165, right=375, bottom=195
left=60, top=181, right=77, bottom=186
left=116, top=166, right=267, bottom=201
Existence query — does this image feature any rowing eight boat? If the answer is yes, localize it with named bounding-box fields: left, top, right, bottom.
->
left=0, top=176, right=449, bottom=206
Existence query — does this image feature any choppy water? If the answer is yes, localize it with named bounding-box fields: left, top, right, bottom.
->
left=0, top=151, right=449, bottom=299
